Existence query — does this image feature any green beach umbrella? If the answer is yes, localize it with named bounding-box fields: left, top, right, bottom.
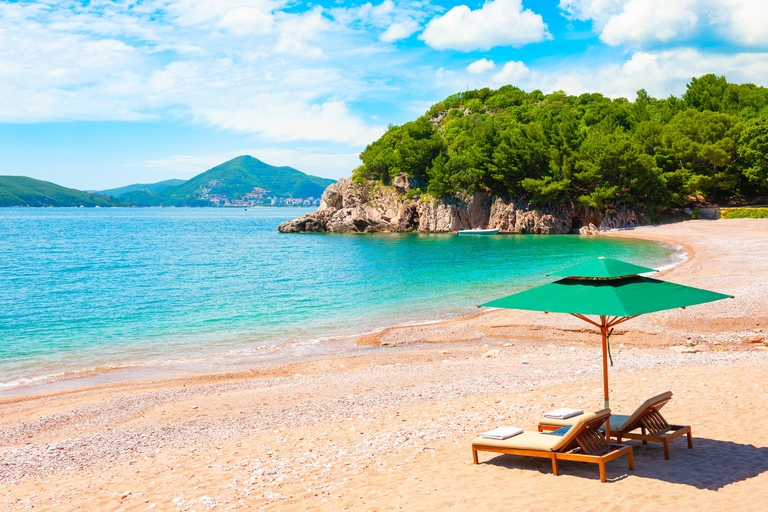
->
left=480, top=257, right=733, bottom=440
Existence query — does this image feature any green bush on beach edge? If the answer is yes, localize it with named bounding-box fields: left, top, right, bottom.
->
left=720, top=208, right=768, bottom=219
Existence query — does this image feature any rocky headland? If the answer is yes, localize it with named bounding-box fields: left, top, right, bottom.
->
left=278, top=175, right=648, bottom=235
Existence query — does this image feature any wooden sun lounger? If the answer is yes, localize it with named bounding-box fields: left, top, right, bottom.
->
left=538, top=392, right=693, bottom=460
left=472, top=409, right=633, bottom=483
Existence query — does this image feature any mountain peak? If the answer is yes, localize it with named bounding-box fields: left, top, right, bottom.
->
left=228, top=154, right=263, bottom=165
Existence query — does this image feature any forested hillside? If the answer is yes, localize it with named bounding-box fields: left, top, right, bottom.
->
left=0, top=176, right=124, bottom=207
left=354, top=74, right=768, bottom=210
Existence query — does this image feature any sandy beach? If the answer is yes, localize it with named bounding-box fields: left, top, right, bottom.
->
left=2, top=218, right=767, bottom=511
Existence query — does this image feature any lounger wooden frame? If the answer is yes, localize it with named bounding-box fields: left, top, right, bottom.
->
left=611, top=398, right=692, bottom=460
left=473, top=414, right=634, bottom=483
left=538, top=398, right=693, bottom=460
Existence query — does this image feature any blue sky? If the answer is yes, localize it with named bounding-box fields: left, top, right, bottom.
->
left=2, top=0, right=768, bottom=190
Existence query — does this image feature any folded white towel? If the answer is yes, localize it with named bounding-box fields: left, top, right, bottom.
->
left=543, top=408, right=584, bottom=419
left=480, top=427, right=523, bottom=440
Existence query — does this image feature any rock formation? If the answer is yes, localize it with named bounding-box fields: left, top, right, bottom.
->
left=277, top=176, right=650, bottom=234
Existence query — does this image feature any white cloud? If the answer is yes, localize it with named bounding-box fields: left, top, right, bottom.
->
left=273, top=7, right=331, bottom=58
left=420, top=0, right=551, bottom=51
left=600, top=0, right=699, bottom=45
left=434, top=60, right=532, bottom=95
left=491, top=61, right=530, bottom=84
left=0, top=0, right=393, bottom=147
left=559, top=0, right=626, bottom=26
left=4, top=0, right=768, bottom=175
left=439, top=47, right=768, bottom=104
left=160, top=0, right=286, bottom=29
left=712, top=0, right=768, bottom=47
left=332, top=0, right=428, bottom=43
left=607, top=48, right=768, bottom=97
left=533, top=48, right=768, bottom=99
left=200, top=99, right=387, bottom=146
left=467, top=58, right=496, bottom=74
left=218, top=6, right=275, bottom=36
left=0, top=5, right=148, bottom=121
left=561, top=0, right=768, bottom=48
left=380, top=19, right=420, bottom=42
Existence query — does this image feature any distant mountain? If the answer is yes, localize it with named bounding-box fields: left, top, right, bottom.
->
left=100, top=179, right=185, bottom=198
left=0, top=176, right=124, bottom=207
left=125, top=155, right=336, bottom=207
left=0, top=156, right=335, bottom=208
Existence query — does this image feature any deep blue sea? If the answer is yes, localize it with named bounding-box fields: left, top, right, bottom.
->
left=0, top=207, right=681, bottom=392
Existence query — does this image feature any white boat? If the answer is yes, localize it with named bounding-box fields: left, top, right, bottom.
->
left=458, top=227, right=499, bottom=235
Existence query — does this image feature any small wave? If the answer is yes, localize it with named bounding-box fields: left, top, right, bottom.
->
left=1, top=314, right=479, bottom=393
left=655, top=242, right=688, bottom=272
left=0, top=355, right=217, bottom=392
left=0, top=363, right=138, bottom=391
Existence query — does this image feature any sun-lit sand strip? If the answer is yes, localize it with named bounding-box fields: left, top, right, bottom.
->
left=1, top=219, right=767, bottom=511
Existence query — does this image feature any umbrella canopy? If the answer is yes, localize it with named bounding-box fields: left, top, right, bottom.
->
left=480, top=257, right=733, bottom=440
left=482, top=276, right=732, bottom=317
left=547, top=258, right=657, bottom=279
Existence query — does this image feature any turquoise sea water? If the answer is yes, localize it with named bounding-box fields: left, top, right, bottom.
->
left=0, top=207, right=680, bottom=391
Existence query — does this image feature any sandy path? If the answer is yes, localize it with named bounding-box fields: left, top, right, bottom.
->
left=1, top=218, right=767, bottom=511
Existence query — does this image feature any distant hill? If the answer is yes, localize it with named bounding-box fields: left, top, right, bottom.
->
left=0, top=176, right=124, bottom=207
left=100, top=179, right=185, bottom=198
left=125, top=155, right=336, bottom=207
left=0, top=156, right=335, bottom=208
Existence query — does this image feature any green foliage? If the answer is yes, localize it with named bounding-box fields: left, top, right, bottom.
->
left=405, top=188, right=421, bottom=200
left=737, top=117, right=768, bottom=195
left=571, top=130, right=665, bottom=209
left=691, top=208, right=700, bottom=219
left=684, top=74, right=731, bottom=113
left=353, top=76, right=768, bottom=210
left=720, top=207, right=768, bottom=218
left=660, top=109, right=742, bottom=202
left=0, top=176, right=124, bottom=207
left=356, top=119, right=445, bottom=184
left=684, top=74, right=768, bottom=117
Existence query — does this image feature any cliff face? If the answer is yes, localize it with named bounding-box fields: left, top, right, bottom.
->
left=277, top=176, right=648, bottom=234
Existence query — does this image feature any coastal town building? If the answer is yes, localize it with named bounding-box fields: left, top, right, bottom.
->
left=194, top=182, right=319, bottom=207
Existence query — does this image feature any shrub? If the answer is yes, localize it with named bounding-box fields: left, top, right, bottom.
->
left=720, top=207, right=768, bottom=218
left=405, top=188, right=421, bottom=200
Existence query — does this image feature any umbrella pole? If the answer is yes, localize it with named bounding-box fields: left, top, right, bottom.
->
left=600, top=317, right=611, bottom=443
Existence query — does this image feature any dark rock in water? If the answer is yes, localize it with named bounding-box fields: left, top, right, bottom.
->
left=278, top=215, right=327, bottom=233
left=277, top=175, right=649, bottom=234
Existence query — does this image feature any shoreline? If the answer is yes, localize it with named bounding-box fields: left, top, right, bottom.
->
left=0, top=308, right=489, bottom=399
left=0, top=219, right=744, bottom=398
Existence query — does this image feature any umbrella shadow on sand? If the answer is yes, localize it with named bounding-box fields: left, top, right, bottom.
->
left=482, top=438, right=768, bottom=489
